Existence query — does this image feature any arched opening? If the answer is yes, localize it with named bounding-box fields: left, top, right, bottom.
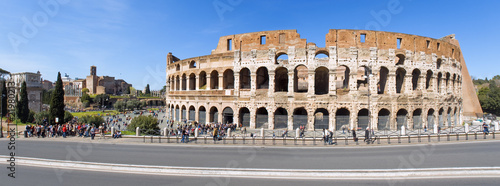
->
left=176, top=64, right=180, bottom=71
left=199, top=71, right=207, bottom=89
left=181, top=74, right=187, bottom=90
left=175, top=75, right=180, bottom=91
left=438, top=108, right=444, bottom=128
left=315, top=52, right=329, bottom=60
left=188, top=106, right=195, bottom=121
left=336, top=66, right=350, bottom=89
left=223, top=69, right=234, bottom=89
left=294, top=65, right=308, bottom=92
left=378, top=67, right=389, bottom=94
left=169, top=105, right=174, bottom=120
left=454, top=107, right=458, bottom=127
left=198, top=106, right=206, bottom=124
left=437, top=73, right=442, bottom=93
left=239, top=68, right=251, bottom=89
left=427, top=109, right=435, bottom=130
left=210, top=70, right=219, bottom=90
left=413, top=109, right=422, bottom=129
left=189, top=61, right=196, bottom=68
left=275, top=53, right=289, bottom=65
left=396, top=68, right=406, bottom=93
left=437, top=58, right=442, bottom=69
left=447, top=108, right=452, bottom=127
left=445, top=73, right=450, bottom=90
left=181, top=105, right=187, bottom=122
left=314, top=108, right=329, bottom=130
left=452, top=74, right=457, bottom=90
left=356, top=66, right=369, bottom=91
left=335, top=108, right=350, bottom=131
left=209, top=106, right=219, bottom=123
left=378, top=109, right=390, bottom=130
left=396, top=54, right=405, bottom=65
left=256, top=107, right=268, bottom=129
left=189, top=73, right=196, bottom=90
left=222, top=107, right=234, bottom=124
left=239, top=107, right=250, bottom=127
left=426, top=70, right=433, bottom=90
left=293, top=107, right=307, bottom=129
left=256, top=67, right=269, bottom=89
left=396, top=109, right=408, bottom=130
left=274, top=108, right=288, bottom=129
left=169, top=77, right=174, bottom=90
left=357, top=109, right=369, bottom=130
left=175, top=105, right=180, bottom=122
left=315, top=67, right=329, bottom=95
left=412, top=69, right=421, bottom=91
left=275, top=67, right=288, bottom=92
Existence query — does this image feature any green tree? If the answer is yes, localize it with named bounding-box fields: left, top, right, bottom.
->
left=16, top=81, right=29, bottom=123
left=28, top=110, right=35, bottom=123
left=145, top=84, right=150, bottom=95
left=95, top=94, right=110, bottom=108
left=64, top=111, right=74, bottom=123
left=127, top=115, right=159, bottom=134
left=82, top=88, right=89, bottom=94
left=42, top=89, right=54, bottom=104
left=50, top=72, right=65, bottom=124
left=78, top=115, right=104, bottom=127
left=34, top=111, right=49, bottom=125
left=1, top=81, right=7, bottom=117
left=114, top=100, right=126, bottom=112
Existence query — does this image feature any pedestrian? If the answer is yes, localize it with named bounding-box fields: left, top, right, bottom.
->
left=352, top=128, right=357, bottom=142
left=213, top=127, right=218, bottom=141
left=483, top=122, right=489, bottom=135
left=364, top=127, right=370, bottom=144
left=90, top=127, right=96, bottom=140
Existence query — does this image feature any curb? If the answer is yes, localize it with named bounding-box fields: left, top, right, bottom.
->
left=1, top=156, right=499, bottom=179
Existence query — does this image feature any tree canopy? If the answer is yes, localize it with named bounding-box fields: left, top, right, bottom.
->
left=50, top=72, right=65, bottom=124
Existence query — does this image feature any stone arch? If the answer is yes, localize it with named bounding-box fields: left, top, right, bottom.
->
left=189, top=73, right=196, bottom=90
left=335, top=108, right=350, bottom=131
left=189, top=61, right=196, bottom=68
left=412, top=69, right=421, bottom=91
left=256, top=107, right=268, bottom=129
left=274, top=107, right=288, bottom=129
left=198, top=106, right=206, bottom=124
left=427, top=109, right=435, bottom=130
left=275, top=53, right=288, bottom=65
left=314, top=108, right=329, bottom=130
left=437, top=72, right=442, bottom=93
left=336, top=65, right=350, bottom=89
left=223, top=69, right=234, bottom=89
left=396, top=68, right=406, bottom=93
left=181, top=74, right=187, bottom=90
left=176, top=64, right=180, bottom=71
left=396, top=109, right=408, bottom=129
left=447, top=107, right=452, bottom=127
left=396, top=54, right=405, bottom=65
left=356, top=66, right=369, bottom=91
left=413, top=109, right=423, bottom=129
left=293, top=107, right=307, bottom=129
left=239, top=68, right=251, bottom=89
left=181, top=105, right=187, bottom=121
left=175, top=105, right=180, bottom=122
left=426, top=70, right=433, bottom=90
left=209, top=106, right=219, bottom=123
left=239, top=107, right=250, bottom=127
left=315, top=51, right=329, bottom=61
left=378, top=67, right=389, bottom=94
left=357, top=108, right=369, bottom=130
left=294, top=65, right=308, bottom=92
left=378, top=109, right=391, bottom=130
left=199, top=71, right=207, bottom=89
left=222, top=107, right=234, bottom=124
left=188, top=106, right=195, bottom=121
left=275, top=67, right=288, bottom=92
left=210, top=70, right=219, bottom=90
left=315, top=67, right=329, bottom=95
left=445, top=72, right=451, bottom=90
left=176, top=75, right=180, bottom=91
left=452, top=74, right=457, bottom=89
left=438, top=107, right=444, bottom=128
left=437, top=58, right=442, bottom=69
left=256, top=67, right=269, bottom=89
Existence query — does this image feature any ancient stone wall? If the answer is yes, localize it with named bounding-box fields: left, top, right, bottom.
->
left=165, top=29, right=481, bottom=131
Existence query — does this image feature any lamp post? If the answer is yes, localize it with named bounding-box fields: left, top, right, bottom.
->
left=363, top=64, right=373, bottom=131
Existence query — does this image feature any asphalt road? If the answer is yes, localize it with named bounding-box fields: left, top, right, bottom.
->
left=1, top=166, right=499, bottom=186
left=1, top=139, right=499, bottom=170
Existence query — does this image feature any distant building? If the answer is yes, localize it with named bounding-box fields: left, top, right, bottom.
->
left=84, top=66, right=132, bottom=95
left=41, top=79, right=53, bottom=90
left=10, top=71, right=43, bottom=112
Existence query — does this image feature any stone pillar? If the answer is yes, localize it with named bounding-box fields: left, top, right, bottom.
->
left=401, top=125, right=406, bottom=135
left=268, top=109, right=274, bottom=130
left=329, top=70, right=336, bottom=95
left=268, top=71, right=275, bottom=97
left=307, top=111, right=314, bottom=130
left=260, top=128, right=264, bottom=137
left=195, top=76, right=199, bottom=90
left=250, top=74, right=257, bottom=96
left=288, top=111, right=294, bottom=130
left=287, top=71, right=294, bottom=96
left=307, top=71, right=314, bottom=96
left=111, top=127, right=115, bottom=136
left=388, top=73, right=396, bottom=95
left=136, top=127, right=140, bottom=136
left=195, top=107, right=199, bottom=123
left=206, top=75, right=211, bottom=90
left=218, top=108, right=223, bottom=124
left=186, top=76, right=190, bottom=91
left=234, top=73, right=240, bottom=94
left=250, top=109, right=256, bottom=129
left=465, top=123, right=469, bottom=133
left=227, top=128, right=231, bottom=137
left=296, top=128, right=300, bottom=137
left=219, top=74, right=224, bottom=90
left=405, top=74, right=412, bottom=94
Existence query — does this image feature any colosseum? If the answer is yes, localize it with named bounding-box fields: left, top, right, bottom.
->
left=165, top=29, right=482, bottom=131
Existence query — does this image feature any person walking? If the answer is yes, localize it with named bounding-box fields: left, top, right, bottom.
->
left=364, top=127, right=370, bottom=144
left=213, top=127, right=218, bottom=141
left=90, top=127, right=96, bottom=140
left=352, top=128, right=357, bottom=142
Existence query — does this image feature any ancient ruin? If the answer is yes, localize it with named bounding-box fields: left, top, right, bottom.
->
left=165, top=29, right=482, bottom=131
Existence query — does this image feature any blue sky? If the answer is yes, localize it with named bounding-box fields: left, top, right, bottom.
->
left=0, top=0, right=499, bottom=90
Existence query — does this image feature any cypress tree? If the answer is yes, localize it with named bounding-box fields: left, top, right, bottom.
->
left=1, top=81, right=7, bottom=117
left=16, top=81, right=29, bottom=123
left=50, top=72, right=65, bottom=124
left=145, top=84, right=151, bottom=95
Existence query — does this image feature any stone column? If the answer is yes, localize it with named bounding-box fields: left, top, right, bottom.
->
left=405, top=74, right=412, bottom=93
left=195, top=76, right=199, bottom=91
left=330, top=112, right=336, bottom=131
left=219, top=74, right=224, bottom=90
left=307, top=71, right=314, bottom=96
left=268, top=109, right=274, bottom=130
left=195, top=107, right=199, bottom=123
left=250, top=74, right=257, bottom=96
left=307, top=110, right=314, bottom=130
left=206, top=75, right=211, bottom=90
left=287, top=71, right=294, bottom=96
left=234, top=73, right=240, bottom=95
left=218, top=107, right=223, bottom=123
left=250, top=109, right=256, bottom=129
left=388, top=73, right=396, bottom=95
left=268, top=71, right=275, bottom=97
left=186, top=76, right=190, bottom=91
left=288, top=111, right=294, bottom=131
left=329, top=70, right=336, bottom=95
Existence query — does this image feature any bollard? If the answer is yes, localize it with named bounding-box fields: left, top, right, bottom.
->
left=447, top=133, right=450, bottom=141
left=223, top=137, right=226, bottom=144
left=484, top=133, right=487, bottom=139
left=475, top=132, right=477, bottom=140
left=233, top=136, right=236, bottom=144
left=136, top=127, right=140, bottom=136
left=253, top=136, right=256, bottom=145
left=204, top=136, right=207, bottom=144
left=456, top=133, right=459, bottom=141
left=227, top=128, right=231, bottom=137
left=260, top=128, right=264, bottom=137
left=111, top=127, right=115, bottom=137
left=159, top=136, right=161, bottom=143
left=296, top=128, right=300, bottom=138
left=313, top=137, right=316, bottom=146
left=151, top=136, right=153, bottom=143
left=428, top=134, right=431, bottom=142
left=466, top=132, right=468, bottom=140
left=273, top=136, right=275, bottom=145
left=163, top=127, right=168, bottom=137
left=262, top=136, right=265, bottom=145
left=401, top=125, right=406, bottom=136
left=143, top=136, right=145, bottom=143
left=302, top=137, right=305, bottom=146
left=408, top=135, right=411, bottom=143
left=377, top=136, right=380, bottom=144
left=176, top=136, right=179, bottom=143
left=242, top=136, right=245, bottom=144
left=418, top=134, right=421, bottom=143
left=438, top=134, right=440, bottom=142
left=388, top=135, right=391, bottom=144
left=493, top=131, right=496, bottom=139
left=295, top=137, right=297, bottom=145
left=195, top=128, right=199, bottom=138
left=345, top=136, right=348, bottom=145
left=283, top=136, right=286, bottom=145
left=398, top=135, right=401, bottom=144
left=334, top=136, right=338, bottom=145
left=168, top=135, right=170, bottom=143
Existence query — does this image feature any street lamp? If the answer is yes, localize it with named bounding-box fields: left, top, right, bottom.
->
left=363, top=64, right=373, bottom=131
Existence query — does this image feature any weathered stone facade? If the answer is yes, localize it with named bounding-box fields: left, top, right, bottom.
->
left=165, top=29, right=482, bottom=131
